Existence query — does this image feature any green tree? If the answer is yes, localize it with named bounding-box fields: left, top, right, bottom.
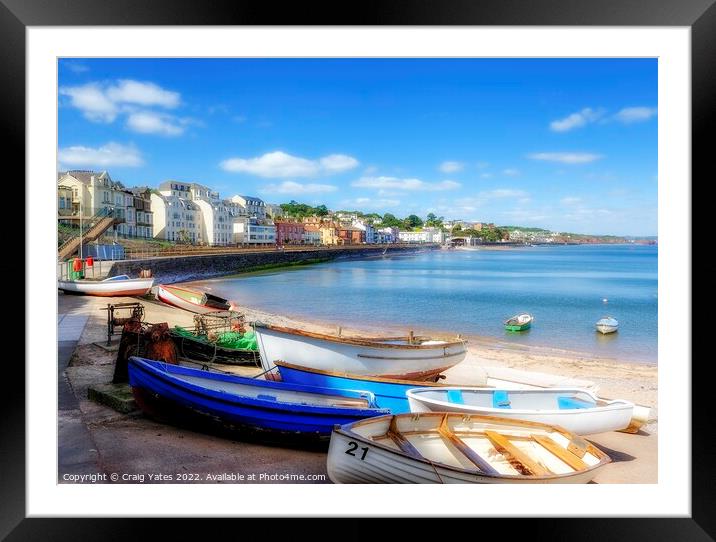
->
left=403, top=214, right=424, bottom=229
left=426, top=213, right=444, bottom=228
left=381, top=213, right=402, bottom=228
left=315, top=204, right=329, bottom=216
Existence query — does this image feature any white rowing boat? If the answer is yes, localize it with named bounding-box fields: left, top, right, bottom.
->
left=596, top=316, right=619, bottom=334
left=253, top=323, right=468, bottom=381
left=156, top=284, right=232, bottom=314
left=327, top=412, right=611, bottom=483
left=58, top=275, right=154, bottom=297
left=406, top=387, right=634, bottom=435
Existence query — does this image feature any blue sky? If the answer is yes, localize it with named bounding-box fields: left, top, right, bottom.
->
left=58, top=58, right=657, bottom=236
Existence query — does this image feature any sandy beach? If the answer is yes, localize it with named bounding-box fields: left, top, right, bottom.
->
left=59, top=289, right=657, bottom=484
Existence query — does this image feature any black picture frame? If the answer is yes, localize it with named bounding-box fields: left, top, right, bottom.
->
left=5, top=0, right=710, bottom=538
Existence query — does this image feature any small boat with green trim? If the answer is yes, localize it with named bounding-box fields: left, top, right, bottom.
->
left=504, top=313, right=533, bottom=332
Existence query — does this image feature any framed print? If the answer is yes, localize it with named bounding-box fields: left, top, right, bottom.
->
left=5, top=0, right=712, bottom=538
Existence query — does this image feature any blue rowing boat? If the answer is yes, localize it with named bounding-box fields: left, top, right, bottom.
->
left=128, top=357, right=390, bottom=438
left=274, top=361, right=447, bottom=413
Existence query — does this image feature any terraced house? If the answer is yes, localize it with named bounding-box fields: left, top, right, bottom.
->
left=57, top=170, right=153, bottom=238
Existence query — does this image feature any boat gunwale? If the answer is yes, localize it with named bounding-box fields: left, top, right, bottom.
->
left=128, top=357, right=390, bottom=416
left=254, top=323, right=468, bottom=350
left=58, top=277, right=154, bottom=287
left=405, top=387, right=635, bottom=416
left=332, top=412, right=610, bottom=481
left=275, top=361, right=449, bottom=386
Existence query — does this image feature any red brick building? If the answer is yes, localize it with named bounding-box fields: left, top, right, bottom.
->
left=275, top=220, right=306, bottom=245
left=337, top=225, right=365, bottom=245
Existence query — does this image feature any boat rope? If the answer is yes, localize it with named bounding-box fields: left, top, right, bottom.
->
left=427, top=460, right=445, bottom=484
left=251, top=365, right=279, bottom=379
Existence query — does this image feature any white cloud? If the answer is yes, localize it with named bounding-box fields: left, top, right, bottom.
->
left=352, top=176, right=460, bottom=191
left=57, top=142, right=144, bottom=168
left=59, top=83, right=118, bottom=122
left=59, top=79, right=190, bottom=136
left=528, top=152, right=603, bottom=164
left=613, top=107, right=657, bottom=123
left=502, top=168, right=520, bottom=176
left=550, top=108, right=604, bottom=132
left=439, top=161, right=464, bottom=174
left=319, top=154, right=360, bottom=173
left=260, top=181, right=338, bottom=195
left=220, top=151, right=359, bottom=177
left=480, top=173, right=493, bottom=179
left=560, top=196, right=583, bottom=206
left=126, top=112, right=185, bottom=136
left=106, top=80, right=180, bottom=108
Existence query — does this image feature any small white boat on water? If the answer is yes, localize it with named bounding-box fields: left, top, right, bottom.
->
left=596, top=316, right=619, bottom=334
left=156, top=284, right=232, bottom=314
left=57, top=275, right=154, bottom=297
left=327, top=412, right=611, bottom=484
left=406, top=387, right=634, bottom=435
left=253, top=323, right=468, bottom=381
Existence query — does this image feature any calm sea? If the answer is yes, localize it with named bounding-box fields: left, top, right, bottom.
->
left=186, top=244, right=658, bottom=364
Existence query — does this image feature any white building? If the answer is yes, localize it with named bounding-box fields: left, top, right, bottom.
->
left=57, top=170, right=136, bottom=236
left=231, top=195, right=266, bottom=219
left=335, top=211, right=359, bottom=221
left=302, top=229, right=321, bottom=245
left=232, top=216, right=276, bottom=246
left=150, top=192, right=202, bottom=243
left=156, top=181, right=232, bottom=245
left=398, top=227, right=446, bottom=244
left=376, top=226, right=398, bottom=244
left=352, top=219, right=376, bottom=243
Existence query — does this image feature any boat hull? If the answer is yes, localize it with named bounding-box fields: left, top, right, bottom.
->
left=596, top=324, right=618, bottom=334
left=407, top=388, right=634, bottom=435
left=127, top=357, right=389, bottom=439
left=276, top=361, right=445, bottom=412
left=254, top=324, right=467, bottom=381
left=58, top=278, right=154, bottom=297
left=156, top=284, right=223, bottom=314
left=327, top=413, right=610, bottom=484
left=505, top=323, right=531, bottom=331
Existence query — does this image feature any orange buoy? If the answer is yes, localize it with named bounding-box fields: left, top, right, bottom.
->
left=72, top=258, right=83, bottom=272
left=86, top=256, right=94, bottom=267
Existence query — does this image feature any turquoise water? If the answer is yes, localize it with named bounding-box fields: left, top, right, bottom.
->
left=187, top=245, right=658, bottom=364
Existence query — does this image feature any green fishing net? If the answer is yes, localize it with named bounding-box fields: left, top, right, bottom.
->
left=172, top=326, right=258, bottom=351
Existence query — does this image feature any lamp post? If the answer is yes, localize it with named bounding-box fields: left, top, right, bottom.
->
left=79, top=186, right=83, bottom=260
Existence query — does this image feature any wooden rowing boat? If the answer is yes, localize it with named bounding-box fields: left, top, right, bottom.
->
left=327, top=412, right=611, bottom=483
left=58, top=275, right=154, bottom=297
left=156, top=284, right=232, bottom=314
left=406, top=387, right=634, bottom=435
left=128, top=356, right=390, bottom=439
left=254, top=323, right=468, bottom=381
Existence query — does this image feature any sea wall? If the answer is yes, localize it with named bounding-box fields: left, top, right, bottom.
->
left=108, top=244, right=438, bottom=284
